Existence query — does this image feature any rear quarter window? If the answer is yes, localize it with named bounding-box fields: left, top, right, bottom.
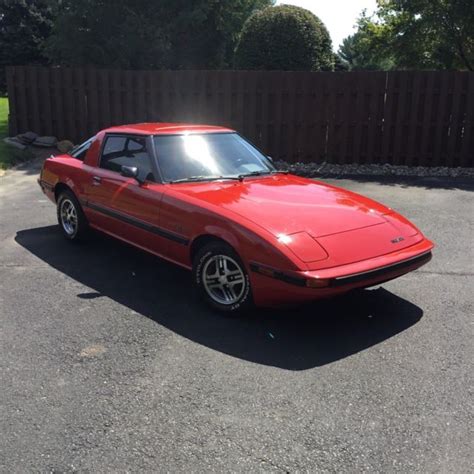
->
left=70, top=137, right=94, bottom=161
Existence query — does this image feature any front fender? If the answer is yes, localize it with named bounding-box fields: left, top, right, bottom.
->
left=195, top=219, right=303, bottom=274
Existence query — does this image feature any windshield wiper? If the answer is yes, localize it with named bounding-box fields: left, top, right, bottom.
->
left=238, top=169, right=289, bottom=180
left=168, top=175, right=242, bottom=184
left=168, top=170, right=289, bottom=184
left=238, top=171, right=271, bottom=179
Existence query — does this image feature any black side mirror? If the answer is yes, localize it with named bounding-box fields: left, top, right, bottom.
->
left=121, top=165, right=140, bottom=181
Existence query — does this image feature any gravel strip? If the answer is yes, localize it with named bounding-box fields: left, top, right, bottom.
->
left=276, top=161, right=474, bottom=179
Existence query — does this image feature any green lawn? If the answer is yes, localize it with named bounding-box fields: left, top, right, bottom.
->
left=0, top=97, right=14, bottom=169
left=0, top=97, right=33, bottom=170
left=0, top=97, right=7, bottom=131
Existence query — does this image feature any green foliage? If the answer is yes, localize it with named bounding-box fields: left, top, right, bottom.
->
left=45, top=0, right=273, bottom=69
left=0, top=0, right=273, bottom=74
left=45, top=0, right=168, bottom=69
left=339, top=0, right=474, bottom=70
left=234, top=5, right=334, bottom=71
left=383, top=0, right=473, bottom=70
left=0, top=97, right=33, bottom=170
left=164, top=0, right=274, bottom=69
left=333, top=53, right=349, bottom=71
left=0, top=0, right=53, bottom=92
left=0, top=96, right=10, bottom=168
left=338, top=12, right=395, bottom=70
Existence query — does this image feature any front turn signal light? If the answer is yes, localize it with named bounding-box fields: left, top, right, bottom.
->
left=258, top=266, right=276, bottom=278
left=306, top=278, right=330, bottom=288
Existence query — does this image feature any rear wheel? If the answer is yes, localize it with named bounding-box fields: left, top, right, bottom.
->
left=57, top=190, right=89, bottom=241
left=193, top=242, right=253, bottom=314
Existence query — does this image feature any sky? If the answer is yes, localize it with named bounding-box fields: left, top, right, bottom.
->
left=276, top=0, right=378, bottom=51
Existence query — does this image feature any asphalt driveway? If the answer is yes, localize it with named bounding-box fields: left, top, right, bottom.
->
left=1, top=160, right=473, bottom=472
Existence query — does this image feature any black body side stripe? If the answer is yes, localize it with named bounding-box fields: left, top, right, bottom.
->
left=85, top=201, right=189, bottom=245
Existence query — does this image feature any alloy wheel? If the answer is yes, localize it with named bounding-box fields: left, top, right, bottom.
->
left=60, top=198, right=78, bottom=236
left=202, top=255, right=246, bottom=305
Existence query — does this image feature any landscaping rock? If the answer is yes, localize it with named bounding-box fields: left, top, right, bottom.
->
left=57, top=140, right=74, bottom=153
left=275, top=160, right=474, bottom=179
left=3, top=137, right=27, bottom=150
left=17, top=131, right=38, bottom=144
left=33, top=136, right=57, bottom=147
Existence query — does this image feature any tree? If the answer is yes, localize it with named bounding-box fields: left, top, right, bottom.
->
left=234, top=5, right=334, bottom=71
left=339, top=0, right=473, bottom=71
left=46, top=0, right=273, bottom=70
left=45, top=0, right=168, bottom=69
left=385, top=0, right=473, bottom=71
left=333, top=53, right=349, bottom=71
left=164, top=0, right=274, bottom=69
left=338, top=12, right=395, bottom=70
left=0, top=0, right=54, bottom=93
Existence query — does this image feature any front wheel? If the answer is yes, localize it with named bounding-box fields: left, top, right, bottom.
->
left=193, top=242, right=253, bottom=314
left=57, top=190, right=89, bottom=241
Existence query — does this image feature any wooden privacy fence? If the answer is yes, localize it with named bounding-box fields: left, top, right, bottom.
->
left=6, top=66, right=474, bottom=167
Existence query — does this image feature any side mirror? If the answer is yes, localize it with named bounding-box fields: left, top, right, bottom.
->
left=267, top=155, right=274, bottom=162
left=121, top=165, right=138, bottom=179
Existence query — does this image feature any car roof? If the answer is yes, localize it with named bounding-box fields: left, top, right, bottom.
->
left=102, top=123, right=235, bottom=136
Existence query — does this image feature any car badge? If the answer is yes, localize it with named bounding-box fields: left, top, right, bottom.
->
left=391, top=236, right=405, bottom=244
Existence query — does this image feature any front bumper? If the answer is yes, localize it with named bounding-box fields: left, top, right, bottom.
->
left=249, top=238, right=434, bottom=307
left=329, top=251, right=431, bottom=287
left=38, top=178, right=56, bottom=203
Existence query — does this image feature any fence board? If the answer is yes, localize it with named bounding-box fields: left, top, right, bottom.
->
left=5, top=66, right=473, bottom=167
left=16, top=67, right=29, bottom=136
left=419, top=72, right=436, bottom=163
left=460, top=73, right=474, bottom=167
left=432, top=72, right=450, bottom=166
left=63, top=68, right=75, bottom=139
left=405, top=71, right=423, bottom=166
left=400, top=72, right=414, bottom=165
left=28, top=67, right=42, bottom=135
left=98, top=69, right=111, bottom=131
left=351, top=73, right=365, bottom=164
left=367, top=72, right=386, bottom=164
left=446, top=73, right=466, bottom=167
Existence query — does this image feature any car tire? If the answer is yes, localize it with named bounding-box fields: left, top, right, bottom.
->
left=193, top=242, right=253, bottom=314
left=57, top=190, right=89, bottom=241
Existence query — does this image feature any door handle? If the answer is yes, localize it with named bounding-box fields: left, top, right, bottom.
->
left=92, top=176, right=102, bottom=185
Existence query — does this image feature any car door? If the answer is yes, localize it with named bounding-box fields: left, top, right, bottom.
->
left=85, top=133, right=169, bottom=255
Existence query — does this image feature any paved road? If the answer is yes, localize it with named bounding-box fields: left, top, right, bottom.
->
left=1, top=161, right=473, bottom=472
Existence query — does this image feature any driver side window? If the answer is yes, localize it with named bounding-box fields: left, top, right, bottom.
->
left=100, top=135, right=156, bottom=182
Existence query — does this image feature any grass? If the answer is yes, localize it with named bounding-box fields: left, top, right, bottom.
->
left=0, top=97, right=11, bottom=169
left=0, top=97, right=33, bottom=170
left=0, top=96, right=16, bottom=170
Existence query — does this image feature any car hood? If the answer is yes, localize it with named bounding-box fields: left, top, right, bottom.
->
left=172, top=174, right=393, bottom=238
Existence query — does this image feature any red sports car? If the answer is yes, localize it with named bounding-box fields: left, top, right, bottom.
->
left=38, top=123, right=434, bottom=313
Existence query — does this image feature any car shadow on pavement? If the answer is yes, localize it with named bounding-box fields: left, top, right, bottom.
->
left=16, top=225, right=423, bottom=371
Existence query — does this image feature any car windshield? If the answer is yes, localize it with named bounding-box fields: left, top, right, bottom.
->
left=153, top=132, right=275, bottom=183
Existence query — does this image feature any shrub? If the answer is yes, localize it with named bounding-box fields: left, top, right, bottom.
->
left=235, top=4, right=334, bottom=71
